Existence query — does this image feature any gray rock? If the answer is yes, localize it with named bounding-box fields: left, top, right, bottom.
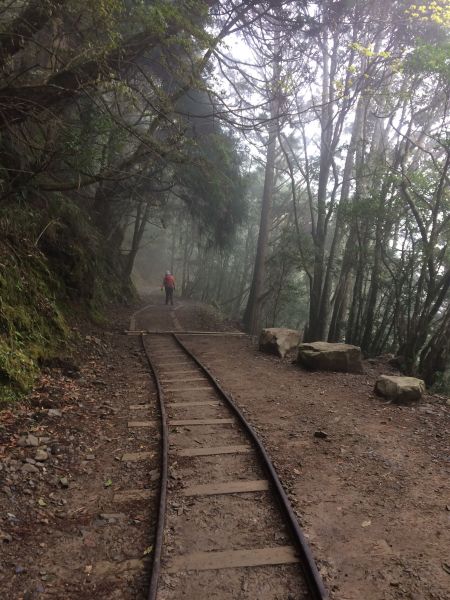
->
left=99, top=513, right=125, bottom=523
left=21, top=463, right=39, bottom=474
left=297, top=342, right=363, bottom=373
left=59, top=477, right=69, bottom=488
left=47, top=409, right=62, bottom=417
left=259, top=328, right=302, bottom=359
left=18, top=434, right=39, bottom=448
left=375, top=375, right=425, bottom=403
left=34, top=450, right=49, bottom=462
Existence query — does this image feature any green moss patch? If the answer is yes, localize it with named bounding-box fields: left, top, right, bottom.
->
left=0, top=196, right=130, bottom=404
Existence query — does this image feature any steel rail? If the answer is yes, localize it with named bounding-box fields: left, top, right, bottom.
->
left=173, top=333, right=328, bottom=600
left=140, top=334, right=169, bottom=600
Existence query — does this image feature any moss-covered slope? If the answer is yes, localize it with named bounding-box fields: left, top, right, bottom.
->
left=0, top=197, right=130, bottom=403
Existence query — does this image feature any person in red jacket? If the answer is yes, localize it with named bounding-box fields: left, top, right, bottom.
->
left=162, top=271, right=175, bottom=305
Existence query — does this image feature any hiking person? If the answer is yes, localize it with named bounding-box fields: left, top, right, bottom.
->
left=162, top=270, right=175, bottom=305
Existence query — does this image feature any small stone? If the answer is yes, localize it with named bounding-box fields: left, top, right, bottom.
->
left=99, top=513, right=124, bottom=523
left=35, top=450, right=49, bottom=462
left=15, top=565, right=26, bottom=574
left=48, top=409, right=62, bottom=417
left=85, top=454, right=95, bottom=461
left=314, top=430, right=328, bottom=439
left=21, top=463, right=39, bottom=474
left=59, top=477, right=69, bottom=488
left=1, top=530, right=12, bottom=543
left=18, top=434, right=40, bottom=448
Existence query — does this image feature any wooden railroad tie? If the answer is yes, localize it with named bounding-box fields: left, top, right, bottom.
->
left=176, top=445, right=251, bottom=457
left=126, top=330, right=247, bottom=336
left=165, top=386, right=212, bottom=393
left=168, top=401, right=220, bottom=407
left=166, top=546, right=299, bottom=573
left=169, top=418, right=234, bottom=426
left=182, top=479, right=270, bottom=497
left=162, top=377, right=206, bottom=384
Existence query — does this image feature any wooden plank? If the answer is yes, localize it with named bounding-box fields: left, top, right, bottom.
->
left=121, top=452, right=153, bottom=462
left=158, top=362, right=191, bottom=367
left=169, top=418, right=234, bottom=426
left=166, top=546, right=299, bottom=573
left=145, top=330, right=247, bottom=336
left=165, top=386, right=211, bottom=393
left=163, top=377, right=206, bottom=384
left=177, top=445, right=251, bottom=457
left=114, top=489, right=154, bottom=502
left=158, top=370, right=199, bottom=375
left=168, top=401, right=220, bottom=408
left=183, top=479, right=269, bottom=497
left=127, top=420, right=156, bottom=428
left=129, top=404, right=151, bottom=410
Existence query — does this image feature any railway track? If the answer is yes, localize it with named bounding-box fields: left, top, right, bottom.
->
left=139, top=331, right=328, bottom=600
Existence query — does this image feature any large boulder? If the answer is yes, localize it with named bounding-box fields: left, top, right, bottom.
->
left=259, top=328, right=302, bottom=358
left=374, top=375, right=425, bottom=403
left=297, top=341, right=363, bottom=373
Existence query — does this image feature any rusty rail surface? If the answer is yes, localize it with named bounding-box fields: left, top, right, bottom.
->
left=140, top=334, right=169, bottom=600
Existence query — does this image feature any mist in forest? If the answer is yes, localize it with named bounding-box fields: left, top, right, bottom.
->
left=2, top=1, right=450, bottom=395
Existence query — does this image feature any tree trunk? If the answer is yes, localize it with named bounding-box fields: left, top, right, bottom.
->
left=243, top=50, right=281, bottom=334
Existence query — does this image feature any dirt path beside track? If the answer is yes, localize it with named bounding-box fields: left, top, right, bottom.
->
left=1, top=297, right=448, bottom=600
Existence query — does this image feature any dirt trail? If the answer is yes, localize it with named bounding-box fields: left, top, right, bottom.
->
left=0, top=308, right=159, bottom=599
left=137, top=299, right=449, bottom=600
left=176, top=335, right=450, bottom=600
left=1, top=298, right=448, bottom=600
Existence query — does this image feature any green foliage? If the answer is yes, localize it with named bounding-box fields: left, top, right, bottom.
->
left=0, top=225, right=68, bottom=401
left=0, top=196, right=129, bottom=403
left=406, top=42, right=450, bottom=76
left=176, top=131, right=248, bottom=246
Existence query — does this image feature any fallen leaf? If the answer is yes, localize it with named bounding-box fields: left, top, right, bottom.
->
left=104, top=479, right=112, bottom=488
left=143, top=546, right=153, bottom=556
left=38, top=498, right=47, bottom=507
left=361, top=520, right=371, bottom=527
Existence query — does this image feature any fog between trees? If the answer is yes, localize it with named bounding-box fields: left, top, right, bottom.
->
left=1, top=1, right=450, bottom=397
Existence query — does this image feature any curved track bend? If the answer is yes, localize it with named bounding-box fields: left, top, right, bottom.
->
left=140, top=331, right=328, bottom=600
